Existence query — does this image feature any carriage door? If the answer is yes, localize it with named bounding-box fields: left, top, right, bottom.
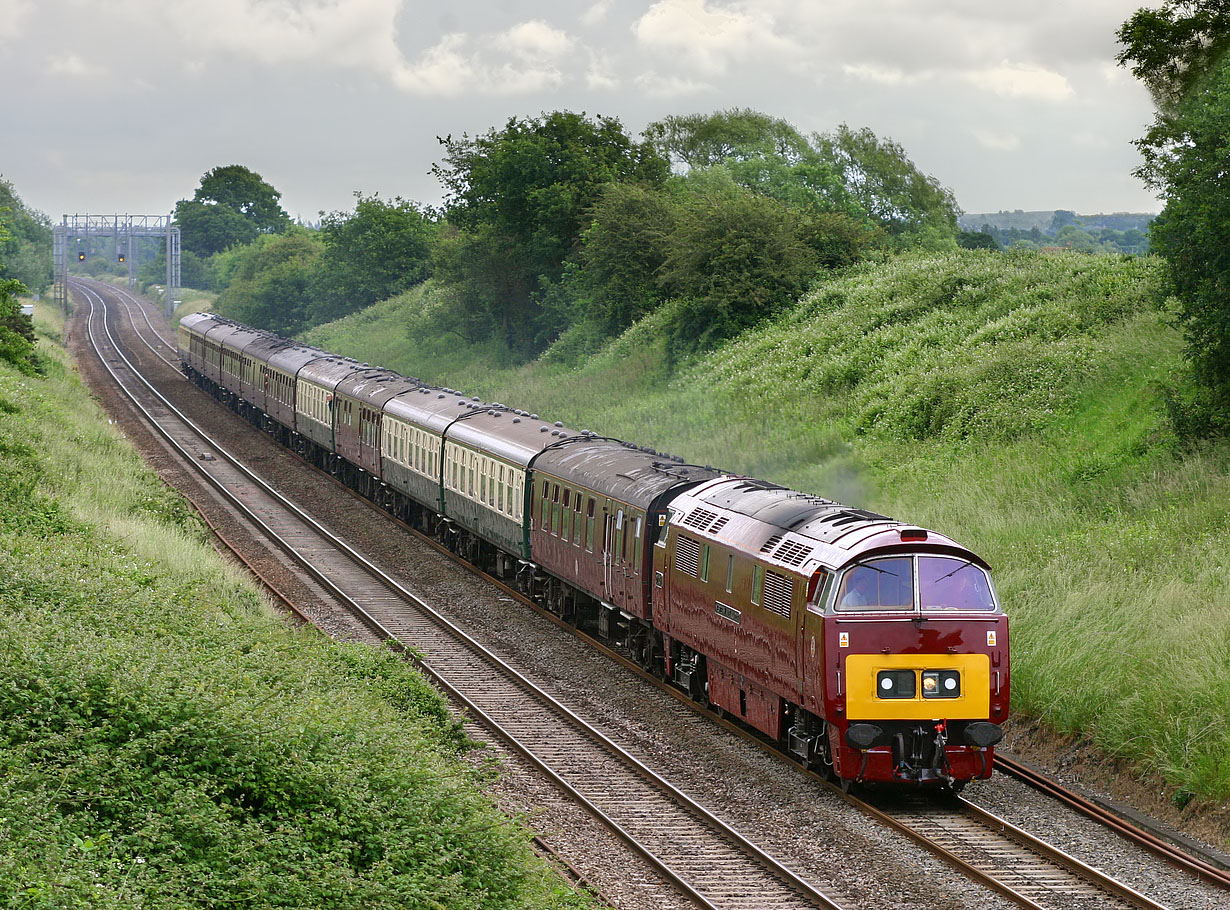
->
left=602, top=503, right=615, bottom=599
left=611, top=508, right=628, bottom=606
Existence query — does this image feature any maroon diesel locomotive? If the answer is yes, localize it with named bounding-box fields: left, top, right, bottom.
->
left=650, top=477, right=1007, bottom=787
left=179, top=313, right=1008, bottom=789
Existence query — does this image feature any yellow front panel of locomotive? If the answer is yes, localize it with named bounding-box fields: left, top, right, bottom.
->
left=845, top=653, right=990, bottom=721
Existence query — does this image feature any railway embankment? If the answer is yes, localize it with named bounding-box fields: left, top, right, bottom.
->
left=302, top=249, right=1230, bottom=849
left=0, top=304, right=599, bottom=908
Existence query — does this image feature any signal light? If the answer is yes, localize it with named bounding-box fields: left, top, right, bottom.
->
left=118, top=254, right=125, bottom=262
left=78, top=251, right=86, bottom=261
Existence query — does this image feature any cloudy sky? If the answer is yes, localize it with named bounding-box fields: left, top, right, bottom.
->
left=1, top=0, right=1161, bottom=223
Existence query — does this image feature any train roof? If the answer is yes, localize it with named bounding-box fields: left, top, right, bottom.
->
left=178, top=312, right=220, bottom=335
left=208, top=322, right=268, bottom=355
left=244, top=332, right=310, bottom=367
left=384, top=387, right=481, bottom=434
left=446, top=407, right=583, bottom=468
left=267, top=340, right=327, bottom=374
left=672, top=476, right=987, bottom=574
left=533, top=436, right=723, bottom=509
left=335, top=368, right=423, bottom=408
left=296, top=354, right=369, bottom=390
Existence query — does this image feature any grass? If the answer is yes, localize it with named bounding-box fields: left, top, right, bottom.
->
left=305, top=250, right=1230, bottom=805
left=0, top=302, right=601, bottom=909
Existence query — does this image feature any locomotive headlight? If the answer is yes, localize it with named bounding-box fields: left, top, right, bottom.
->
left=923, top=670, right=961, bottom=699
left=876, top=669, right=916, bottom=699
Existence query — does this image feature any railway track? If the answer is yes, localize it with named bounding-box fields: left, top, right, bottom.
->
left=74, top=278, right=852, bottom=910
left=74, top=279, right=1225, bottom=909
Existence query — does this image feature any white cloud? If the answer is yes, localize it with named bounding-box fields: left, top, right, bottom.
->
left=156, top=0, right=407, bottom=71
left=392, top=33, right=475, bottom=95
left=842, top=63, right=929, bottom=86
left=971, top=61, right=1074, bottom=101
left=972, top=128, right=1021, bottom=152
left=634, top=70, right=712, bottom=97
left=393, top=24, right=575, bottom=96
left=581, top=1, right=612, bottom=27
left=633, top=0, right=797, bottom=75
left=47, top=54, right=107, bottom=78
left=586, top=51, right=619, bottom=90
left=0, top=0, right=31, bottom=42
left=496, top=20, right=573, bottom=62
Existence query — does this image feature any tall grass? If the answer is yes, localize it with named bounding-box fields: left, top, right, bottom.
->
left=308, top=250, right=1230, bottom=803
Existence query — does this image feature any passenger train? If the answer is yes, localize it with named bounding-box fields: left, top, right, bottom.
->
left=179, top=313, right=1009, bottom=788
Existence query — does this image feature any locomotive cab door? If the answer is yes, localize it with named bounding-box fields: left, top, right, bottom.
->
left=800, top=569, right=830, bottom=714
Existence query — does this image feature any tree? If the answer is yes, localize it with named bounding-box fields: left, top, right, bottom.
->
left=957, top=230, right=1000, bottom=251
left=657, top=172, right=820, bottom=353
left=644, top=108, right=815, bottom=168
left=174, top=200, right=259, bottom=257
left=815, top=125, right=960, bottom=248
left=644, top=109, right=855, bottom=215
left=214, top=233, right=323, bottom=336
left=432, top=111, right=669, bottom=356
left=195, top=165, right=291, bottom=234
left=1119, top=2, right=1230, bottom=432
left=1117, top=1, right=1230, bottom=110
left=309, top=194, right=435, bottom=325
left=570, top=181, right=679, bottom=335
left=645, top=111, right=958, bottom=248
left=0, top=177, right=53, bottom=292
left=175, top=165, right=291, bottom=257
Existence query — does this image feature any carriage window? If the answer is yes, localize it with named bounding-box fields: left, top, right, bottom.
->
left=919, top=557, right=996, bottom=611
left=836, top=558, right=914, bottom=612
left=725, top=555, right=734, bottom=594
left=751, top=564, right=763, bottom=605
left=585, top=499, right=595, bottom=552
left=573, top=496, right=583, bottom=546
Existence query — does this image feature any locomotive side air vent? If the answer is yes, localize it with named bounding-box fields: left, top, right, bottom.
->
left=760, top=534, right=784, bottom=554
left=675, top=536, right=701, bottom=576
left=762, top=570, right=793, bottom=618
left=774, top=539, right=814, bottom=567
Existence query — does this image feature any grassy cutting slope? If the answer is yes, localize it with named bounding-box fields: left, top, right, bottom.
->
left=0, top=305, right=597, bottom=909
left=306, top=250, right=1230, bottom=802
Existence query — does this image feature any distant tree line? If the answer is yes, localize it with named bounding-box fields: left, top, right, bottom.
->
left=958, top=210, right=1152, bottom=255
left=179, top=109, right=964, bottom=360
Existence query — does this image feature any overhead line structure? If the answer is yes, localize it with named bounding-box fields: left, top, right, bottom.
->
left=53, top=214, right=181, bottom=315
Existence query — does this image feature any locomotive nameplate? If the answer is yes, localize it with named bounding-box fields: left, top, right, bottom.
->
left=715, top=601, right=742, bottom=624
